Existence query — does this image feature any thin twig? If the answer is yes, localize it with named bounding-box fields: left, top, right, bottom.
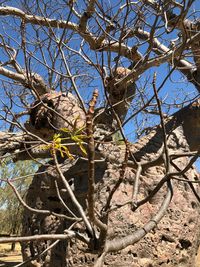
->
left=152, top=72, right=170, bottom=172
left=6, top=179, right=77, bottom=221
left=86, top=89, right=107, bottom=232
left=104, top=141, right=129, bottom=211
left=54, top=180, right=81, bottom=219
left=14, top=240, right=60, bottom=267
left=52, top=149, right=94, bottom=237
left=132, top=163, right=142, bottom=202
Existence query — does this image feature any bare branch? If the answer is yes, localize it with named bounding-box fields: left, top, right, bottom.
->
left=0, top=232, right=76, bottom=243
left=5, top=179, right=77, bottom=221
left=86, top=89, right=107, bottom=231
left=0, top=65, right=49, bottom=94
left=0, top=6, right=79, bottom=31
left=79, top=0, right=96, bottom=32
left=104, top=181, right=173, bottom=253
left=0, top=6, right=143, bottom=62
left=15, top=240, right=60, bottom=267
left=52, top=149, right=94, bottom=237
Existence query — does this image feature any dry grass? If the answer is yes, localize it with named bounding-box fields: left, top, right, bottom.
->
left=0, top=242, right=21, bottom=252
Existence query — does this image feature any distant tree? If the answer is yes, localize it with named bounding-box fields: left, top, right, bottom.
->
left=0, top=160, right=38, bottom=250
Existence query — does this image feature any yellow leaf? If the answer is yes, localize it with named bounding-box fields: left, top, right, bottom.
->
left=78, top=142, right=87, bottom=155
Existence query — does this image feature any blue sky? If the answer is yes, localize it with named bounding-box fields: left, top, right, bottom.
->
left=0, top=0, right=199, bottom=170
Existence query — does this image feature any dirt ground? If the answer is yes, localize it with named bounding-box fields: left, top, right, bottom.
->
left=0, top=243, right=22, bottom=267
left=0, top=242, right=200, bottom=267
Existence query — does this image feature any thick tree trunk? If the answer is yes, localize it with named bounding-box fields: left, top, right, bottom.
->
left=21, top=97, right=200, bottom=267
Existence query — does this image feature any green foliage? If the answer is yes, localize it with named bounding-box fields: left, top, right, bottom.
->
left=44, top=126, right=88, bottom=159
left=51, top=133, right=74, bottom=159
left=0, top=160, right=39, bottom=235
left=61, top=126, right=87, bottom=156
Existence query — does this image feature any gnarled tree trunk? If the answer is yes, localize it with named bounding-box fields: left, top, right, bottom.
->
left=21, top=94, right=200, bottom=267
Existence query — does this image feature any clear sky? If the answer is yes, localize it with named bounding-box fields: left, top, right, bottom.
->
left=0, top=0, right=199, bottom=171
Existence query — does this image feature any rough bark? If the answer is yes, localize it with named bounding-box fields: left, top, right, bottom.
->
left=21, top=97, right=200, bottom=267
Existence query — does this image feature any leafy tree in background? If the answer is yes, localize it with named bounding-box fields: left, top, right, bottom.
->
left=0, top=160, right=38, bottom=250
left=0, top=0, right=199, bottom=266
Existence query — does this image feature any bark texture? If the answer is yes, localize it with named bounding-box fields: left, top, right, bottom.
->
left=21, top=96, right=200, bottom=267
left=26, top=91, right=86, bottom=141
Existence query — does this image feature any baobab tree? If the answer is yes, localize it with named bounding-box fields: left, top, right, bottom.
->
left=0, top=1, right=200, bottom=267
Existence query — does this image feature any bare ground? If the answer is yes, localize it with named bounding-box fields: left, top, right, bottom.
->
left=0, top=243, right=22, bottom=267
left=0, top=242, right=200, bottom=267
